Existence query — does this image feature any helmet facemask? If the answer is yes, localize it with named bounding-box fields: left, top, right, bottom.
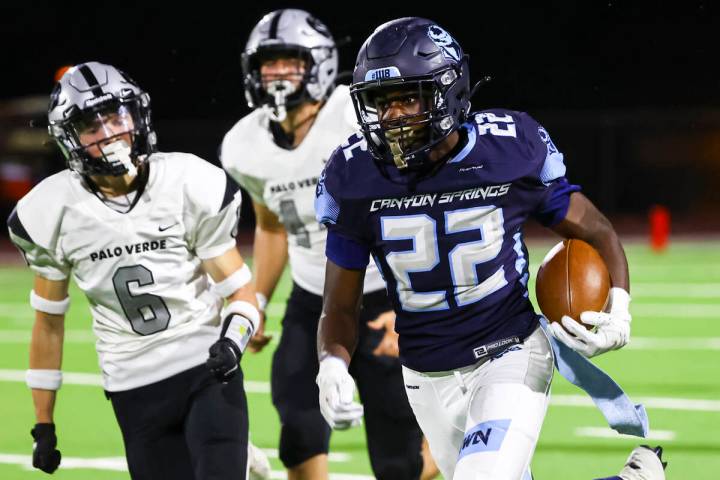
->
left=51, top=95, right=153, bottom=177
left=351, top=65, right=464, bottom=170
left=243, top=45, right=334, bottom=122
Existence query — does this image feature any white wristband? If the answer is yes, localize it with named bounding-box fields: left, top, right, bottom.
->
left=30, top=290, right=70, bottom=315
left=255, top=292, right=268, bottom=312
left=212, top=264, right=252, bottom=298
left=609, top=287, right=631, bottom=315
left=26, top=369, right=62, bottom=390
left=221, top=300, right=260, bottom=337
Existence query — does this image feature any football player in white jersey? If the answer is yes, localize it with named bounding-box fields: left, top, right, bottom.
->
left=221, top=9, right=437, bottom=480
left=7, top=62, right=270, bottom=479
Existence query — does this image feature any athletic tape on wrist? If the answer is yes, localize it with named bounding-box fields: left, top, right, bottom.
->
left=212, top=264, right=252, bottom=298
left=220, top=300, right=260, bottom=354
left=26, top=369, right=62, bottom=390
left=221, top=315, right=254, bottom=354
left=30, top=290, right=70, bottom=315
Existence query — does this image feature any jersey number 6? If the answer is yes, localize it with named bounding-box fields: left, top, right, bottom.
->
left=112, top=265, right=171, bottom=335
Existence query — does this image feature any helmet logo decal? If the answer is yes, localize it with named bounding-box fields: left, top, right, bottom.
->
left=427, top=25, right=461, bottom=62
left=364, top=66, right=401, bottom=81
left=84, top=92, right=114, bottom=108
left=537, top=127, right=558, bottom=154
left=306, top=16, right=331, bottom=38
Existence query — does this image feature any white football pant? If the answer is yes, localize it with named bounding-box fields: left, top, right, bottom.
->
left=402, top=326, right=554, bottom=480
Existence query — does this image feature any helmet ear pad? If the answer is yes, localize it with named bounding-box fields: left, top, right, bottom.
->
left=444, top=55, right=471, bottom=128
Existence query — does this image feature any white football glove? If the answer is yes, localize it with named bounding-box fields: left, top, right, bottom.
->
left=316, top=356, right=364, bottom=430
left=549, top=287, right=631, bottom=358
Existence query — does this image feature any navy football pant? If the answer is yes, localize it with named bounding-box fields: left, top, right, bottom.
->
left=109, top=364, right=249, bottom=480
left=271, top=283, right=424, bottom=480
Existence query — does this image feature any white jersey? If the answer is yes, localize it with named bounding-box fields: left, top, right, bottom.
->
left=8, top=152, right=242, bottom=391
left=221, top=85, right=384, bottom=296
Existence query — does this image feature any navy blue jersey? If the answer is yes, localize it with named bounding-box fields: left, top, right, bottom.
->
left=315, top=109, right=580, bottom=372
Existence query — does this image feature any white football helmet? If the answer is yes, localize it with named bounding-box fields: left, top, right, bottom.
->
left=242, top=9, right=338, bottom=121
left=47, top=61, right=156, bottom=176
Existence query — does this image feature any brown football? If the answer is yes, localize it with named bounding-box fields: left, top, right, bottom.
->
left=535, top=239, right=610, bottom=328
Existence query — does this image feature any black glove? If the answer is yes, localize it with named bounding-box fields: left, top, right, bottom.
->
left=206, top=337, right=242, bottom=382
left=31, top=423, right=61, bottom=474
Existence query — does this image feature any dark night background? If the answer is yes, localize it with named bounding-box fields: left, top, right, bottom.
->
left=1, top=1, right=719, bottom=233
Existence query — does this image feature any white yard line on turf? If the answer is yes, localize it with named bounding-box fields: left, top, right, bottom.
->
left=0, top=330, right=96, bottom=343
left=3, top=331, right=720, bottom=350
left=626, top=337, right=720, bottom=350
left=0, top=454, right=371, bottom=478
left=261, top=448, right=351, bottom=463
left=574, top=427, right=676, bottom=441
left=0, top=369, right=271, bottom=393
left=1, top=369, right=719, bottom=412
left=0, top=454, right=127, bottom=471
left=631, top=303, right=720, bottom=318
left=630, top=283, right=720, bottom=298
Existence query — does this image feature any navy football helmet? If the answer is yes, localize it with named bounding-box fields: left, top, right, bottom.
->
left=47, top=62, right=156, bottom=176
left=351, top=18, right=471, bottom=170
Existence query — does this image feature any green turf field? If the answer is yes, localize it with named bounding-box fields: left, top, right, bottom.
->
left=1, top=240, right=718, bottom=479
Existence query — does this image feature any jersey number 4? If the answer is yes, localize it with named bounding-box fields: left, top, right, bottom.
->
left=112, top=265, right=171, bottom=335
left=381, top=206, right=508, bottom=312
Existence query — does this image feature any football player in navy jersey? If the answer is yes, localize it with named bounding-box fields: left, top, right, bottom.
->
left=314, top=17, right=666, bottom=480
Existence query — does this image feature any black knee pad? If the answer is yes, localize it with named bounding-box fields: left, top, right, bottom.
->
left=278, top=409, right=331, bottom=468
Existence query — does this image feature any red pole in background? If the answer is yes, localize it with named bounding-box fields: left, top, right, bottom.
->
left=649, top=205, right=670, bottom=252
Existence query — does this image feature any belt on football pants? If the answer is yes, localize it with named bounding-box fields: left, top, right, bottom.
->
left=471, top=335, right=522, bottom=359
left=539, top=317, right=649, bottom=438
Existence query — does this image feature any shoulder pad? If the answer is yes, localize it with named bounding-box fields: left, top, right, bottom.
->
left=469, top=109, right=565, bottom=182
left=11, top=170, right=74, bottom=250
left=220, top=110, right=269, bottom=175
left=171, top=152, right=239, bottom=214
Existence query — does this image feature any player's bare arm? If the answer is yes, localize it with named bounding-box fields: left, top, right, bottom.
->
left=29, top=275, right=68, bottom=423
left=252, top=201, right=288, bottom=300
left=26, top=275, right=68, bottom=473
left=549, top=192, right=632, bottom=357
left=248, top=201, right=287, bottom=351
left=317, top=259, right=365, bottom=365
left=201, top=247, right=257, bottom=304
left=551, top=191, right=629, bottom=291
left=316, top=259, right=366, bottom=430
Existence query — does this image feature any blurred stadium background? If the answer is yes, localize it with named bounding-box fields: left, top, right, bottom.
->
left=1, top=2, right=718, bottom=478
